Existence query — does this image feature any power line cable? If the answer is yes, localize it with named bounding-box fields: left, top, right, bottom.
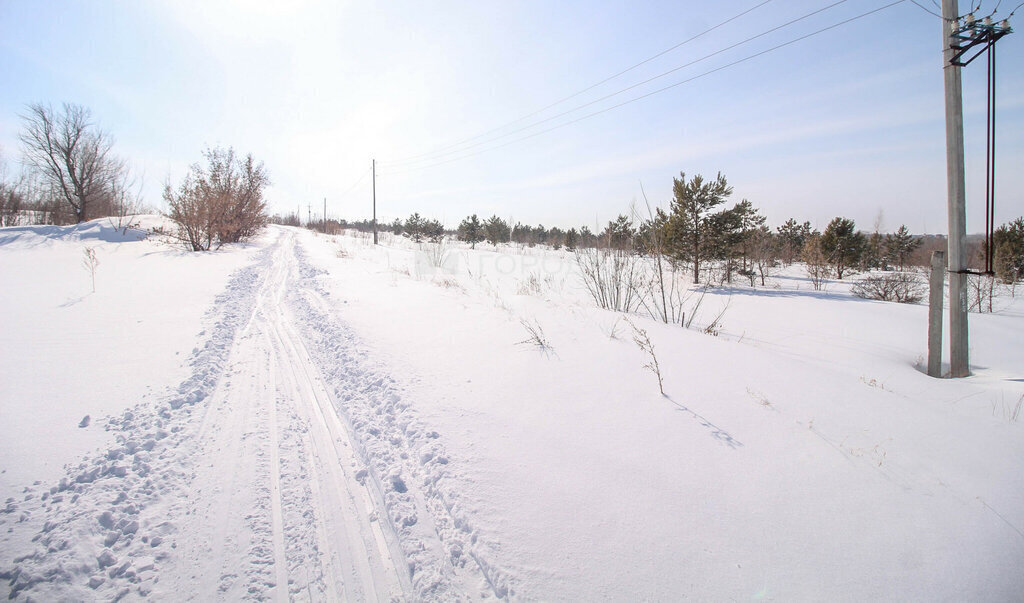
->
left=909, top=0, right=952, bottom=19
left=338, top=165, right=371, bottom=198
left=382, top=0, right=777, bottom=166
left=380, top=0, right=906, bottom=177
left=385, top=0, right=854, bottom=169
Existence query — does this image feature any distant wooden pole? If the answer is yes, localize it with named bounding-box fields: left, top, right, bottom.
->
left=323, top=197, right=327, bottom=233
left=372, top=159, right=378, bottom=245
left=928, top=250, right=946, bottom=378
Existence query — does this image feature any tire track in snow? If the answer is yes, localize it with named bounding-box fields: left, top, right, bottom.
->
left=287, top=235, right=514, bottom=600
left=258, top=232, right=407, bottom=600
left=164, top=230, right=408, bottom=600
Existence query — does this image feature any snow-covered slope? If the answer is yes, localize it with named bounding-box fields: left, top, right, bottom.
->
left=1, top=223, right=1022, bottom=600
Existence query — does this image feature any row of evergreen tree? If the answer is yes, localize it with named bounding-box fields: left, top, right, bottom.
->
left=329, top=171, right=1024, bottom=285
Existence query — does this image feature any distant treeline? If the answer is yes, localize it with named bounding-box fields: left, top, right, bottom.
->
left=273, top=171, right=1024, bottom=286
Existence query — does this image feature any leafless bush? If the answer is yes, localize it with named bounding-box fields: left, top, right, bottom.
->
left=421, top=239, right=449, bottom=268
left=851, top=271, right=925, bottom=304
left=802, top=235, right=829, bottom=291
left=164, top=147, right=269, bottom=251
left=433, top=277, right=465, bottom=293
left=0, top=179, right=24, bottom=227
left=625, top=318, right=664, bottom=395
left=633, top=261, right=714, bottom=330
left=575, top=246, right=642, bottom=312
left=107, top=169, right=143, bottom=235
left=967, top=274, right=999, bottom=313
left=748, top=227, right=778, bottom=286
left=517, top=273, right=543, bottom=296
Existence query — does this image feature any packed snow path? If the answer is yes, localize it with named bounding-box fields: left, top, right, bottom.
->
left=1, top=230, right=506, bottom=600
left=163, top=232, right=409, bottom=600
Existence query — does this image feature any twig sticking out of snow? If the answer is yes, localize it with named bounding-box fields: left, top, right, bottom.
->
left=82, top=247, right=99, bottom=293
left=625, top=318, right=664, bottom=396
left=516, top=318, right=552, bottom=352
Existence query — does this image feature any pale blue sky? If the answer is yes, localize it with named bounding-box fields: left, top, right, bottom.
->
left=1, top=0, right=1021, bottom=234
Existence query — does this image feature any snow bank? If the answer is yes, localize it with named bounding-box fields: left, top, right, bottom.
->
left=300, top=228, right=1024, bottom=600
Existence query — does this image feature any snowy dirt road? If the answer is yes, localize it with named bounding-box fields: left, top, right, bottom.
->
left=1, top=230, right=504, bottom=601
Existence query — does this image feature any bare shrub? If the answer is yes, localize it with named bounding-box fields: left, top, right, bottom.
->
left=0, top=177, right=24, bottom=227
left=635, top=262, right=694, bottom=326
left=164, top=147, right=269, bottom=251
left=802, top=234, right=829, bottom=291
left=517, top=273, right=543, bottom=296
left=575, top=246, right=642, bottom=312
left=107, top=170, right=143, bottom=235
left=421, top=239, right=449, bottom=268
left=631, top=193, right=693, bottom=326
left=748, top=226, right=778, bottom=286
left=851, top=271, right=925, bottom=304
left=433, top=277, right=465, bottom=293
left=967, top=274, right=999, bottom=313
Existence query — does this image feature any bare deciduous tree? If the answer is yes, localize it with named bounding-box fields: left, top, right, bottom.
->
left=802, top=233, right=830, bottom=291
left=747, top=226, right=778, bottom=286
left=0, top=152, right=26, bottom=227
left=19, top=103, right=126, bottom=223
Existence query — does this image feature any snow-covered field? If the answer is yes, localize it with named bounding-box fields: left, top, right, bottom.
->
left=1, top=219, right=1022, bottom=600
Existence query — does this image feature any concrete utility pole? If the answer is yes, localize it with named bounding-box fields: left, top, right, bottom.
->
left=942, top=0, right=970, bottom=377
left=372, top=159, right=378, bottom=245
left=323, top=197, right=327, bottom=233
left=928, top=250, right=946, bottom=377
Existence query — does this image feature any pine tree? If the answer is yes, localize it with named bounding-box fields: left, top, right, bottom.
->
left=404, top=213, right=427, bottom=242
left=666, top=172, right=733, bottom=284
left=729, top=199, right=767, bottom=273
left=423, top=218, right=445, bottom=243
left=457, top=214, right=484, bottom=248
left=864, top=231, right=885, bottom=271
left=993, top=217, right=1024, bottom=283
left=776, top=218, right=814, bottom=265
left=484, top=215, right=510, bottom=246
left=603, top=215, right=635, bottom=249
left=821, top=217, right=865, bottom=279
left=548, top=226, right=565, bottom=250
left=884, top=225, right=921, bottom=271
left=565, top=228, right=580, bottom=251
left=707, top=204, right=743, bottom=283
